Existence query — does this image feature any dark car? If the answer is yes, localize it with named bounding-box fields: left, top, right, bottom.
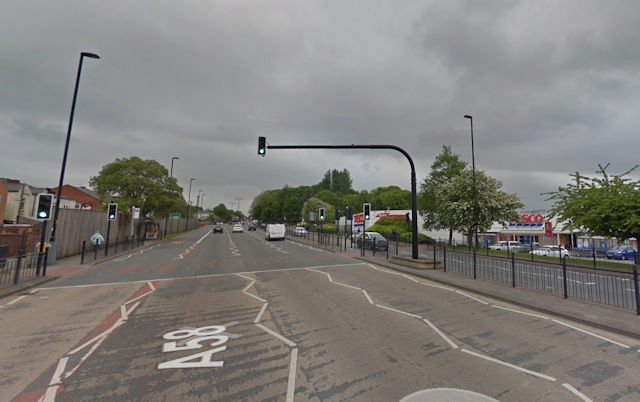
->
left=247, top=223, right=257, bottom=231
left=213, top=223, right=224, bottom=233
left=605, top=245, right=637, bottom=260
left=356, top=231, right=388, bottom=251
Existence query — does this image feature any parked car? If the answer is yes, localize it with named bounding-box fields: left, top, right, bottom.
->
left=356, top=232, right=388, bottom=251
left=511, top=243, right=539, bottom=253
left=232, top=224, right=244, bottom=233
left=293, top=227, right=308, bottom=236
left=489, top=241, right=522, bottom=251
left=213, top=223, right=224, bottom=233
left=605, top=245, right=637, bottom=260
left=530, top=246, right=569, bottom=258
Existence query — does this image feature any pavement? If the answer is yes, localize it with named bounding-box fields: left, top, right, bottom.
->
left=2, top=236, right=639, bottom=341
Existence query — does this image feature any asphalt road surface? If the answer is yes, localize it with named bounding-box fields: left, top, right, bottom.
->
left=1, top=226, right=639, bottom=401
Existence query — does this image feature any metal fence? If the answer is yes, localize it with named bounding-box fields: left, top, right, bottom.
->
left=0, top=235, right=147, bottom=290
left=0, top=250, right=46, bottom=288
left=433, top=245, right=640, bottom=314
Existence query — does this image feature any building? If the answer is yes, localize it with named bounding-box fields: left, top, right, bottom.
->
left=51, top=185, right=101, bottom=210
left=0, top=179, right=102, bottom=225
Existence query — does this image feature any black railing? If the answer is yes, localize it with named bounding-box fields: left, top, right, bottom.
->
left=1, top=235, right=147, bottom=290
left=431, top=244, right=640, bottom=314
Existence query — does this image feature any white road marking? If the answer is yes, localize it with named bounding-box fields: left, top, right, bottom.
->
left=552, top=319, right=630, bottom=349
left=562, top=383, right=593, bottom=402
left=256, top=323, right=296, bottom=347
left=254, top=302, right=269, bottom=323
left=286, top=348, right=298, bottom=402
left=455, top=290, right=490, bottom=305
left=422, top=318, right=459, bottom=349
left=461, top=348, right=557, bottom=381
left=375, top=304, right=422, bottom=319
left=8, top=295, right=27, bottom=305
left=491, top=305, right=549, bottom=319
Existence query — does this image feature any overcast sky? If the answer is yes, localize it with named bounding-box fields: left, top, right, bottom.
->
left=2, top=1, right=639, bottom=214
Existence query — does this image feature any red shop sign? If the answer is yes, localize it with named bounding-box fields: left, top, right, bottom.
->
left=521, top=213, right=544, bottom=223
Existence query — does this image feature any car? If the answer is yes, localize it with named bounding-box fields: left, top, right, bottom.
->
left=605, top=245, right=637, bottom=260
left=530, top=246, right=569, bottom=258
left=488, top=241, right=522, bottom=251
left=232, top=224, right=243, bottom=233
left=512, top=243, right=539, bottom=253
left=213, top=223, right=224, bottom=233
left=247, top=223, right=257, bottom=231
left=356, top=231, right=388, bottom=251
left=293, top=227, right=308, bottom=236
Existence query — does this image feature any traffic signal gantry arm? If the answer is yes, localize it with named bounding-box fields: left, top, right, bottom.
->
left=258, top=139, right=419, bottom=259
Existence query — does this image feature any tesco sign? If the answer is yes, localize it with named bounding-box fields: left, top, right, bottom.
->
left=520, top=213, right=544, bottom=223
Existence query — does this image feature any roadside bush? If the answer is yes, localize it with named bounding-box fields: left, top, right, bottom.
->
left=367, top=217, right=434, bottom=244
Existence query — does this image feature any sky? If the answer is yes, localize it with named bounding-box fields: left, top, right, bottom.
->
left=2, top=1, right=640, bottom=215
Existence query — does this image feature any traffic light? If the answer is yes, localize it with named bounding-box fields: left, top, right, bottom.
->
left=107, top=203, right=118, bottom=220
left=319, top=207, right=325, bottom=221
left=335, top=209, right=341, bottom=221
left=345, top=206, right=352, bottom=220
left=258, top=136, right=266, bottom=156
left=36, top=193, right=53, bottom=220
left=405, top=212, right=410, bottom=224
left=363, top=203, right=371, bottom=221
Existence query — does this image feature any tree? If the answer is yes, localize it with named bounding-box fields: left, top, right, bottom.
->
left=369, top=186, right=411, bottom=210
left=545, top=163, right=640, bottom=240
left=419, top=145, right=468, bottom=244
left=317, top=169, right=354, bottom=194
left=438, top=168, right=523, bottom=244
left=89, top=156, right=184, bottom=218
left=212, top=203, right=232, bottom=222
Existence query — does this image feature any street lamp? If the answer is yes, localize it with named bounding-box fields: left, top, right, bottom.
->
left=464, top=114, right=479, bottom=249
left=50, top=52, right=100, bottom=247
left=170, top=156, right=179, bottom=177
left=196, top=190, right=202, bottom=221
left=186, top=178, right=195, bottom=230
left=164, top=156, right=179, bottom=237
left=235, top=197, right=243, bottom=214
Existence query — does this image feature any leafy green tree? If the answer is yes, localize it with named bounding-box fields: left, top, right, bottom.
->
left=438, top=168, right=523, bottom=244
left=419, top=145, right=468, bottom=244
left=317, top=169, right=354, bottom=194
left=545, top=163, right=640, bottom=240
left=89, top=156, right=184, bottom=218
left=369, top=186, right=411, bottom=210
left=212, top=203, right=232, bottom=222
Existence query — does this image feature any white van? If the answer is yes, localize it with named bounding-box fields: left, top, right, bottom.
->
left=265, top=224, right=286, bottom=241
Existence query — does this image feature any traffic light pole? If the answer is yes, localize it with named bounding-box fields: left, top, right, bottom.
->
left=266, top=143, right=420, bottom=260
left=36, top=219, right=47, bottom=276
left=105, top=219, right=112, bottom=256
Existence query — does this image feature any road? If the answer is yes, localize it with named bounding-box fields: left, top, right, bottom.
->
left=1, top=226, right=639, bottom=401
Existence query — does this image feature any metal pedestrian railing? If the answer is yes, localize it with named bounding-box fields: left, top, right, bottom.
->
left=432, top=245, right=640, bottom=314
left=0, top=235, right=147, bottom=290
left=0, top=251, right=42, bottom=288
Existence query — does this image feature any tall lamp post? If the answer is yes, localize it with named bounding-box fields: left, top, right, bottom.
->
left=170, top=156, right=179, bottom=177
left=50, top=52, right=100, bottom=248
left=464, top=114, right=479, bottom=249
left=186, top=178, right=195, bottom=230
left=164, top=156, right=179, bottom=237
left=196, top=190, right=202, bottom=221
left=235, top=197, right=243, bottom=215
